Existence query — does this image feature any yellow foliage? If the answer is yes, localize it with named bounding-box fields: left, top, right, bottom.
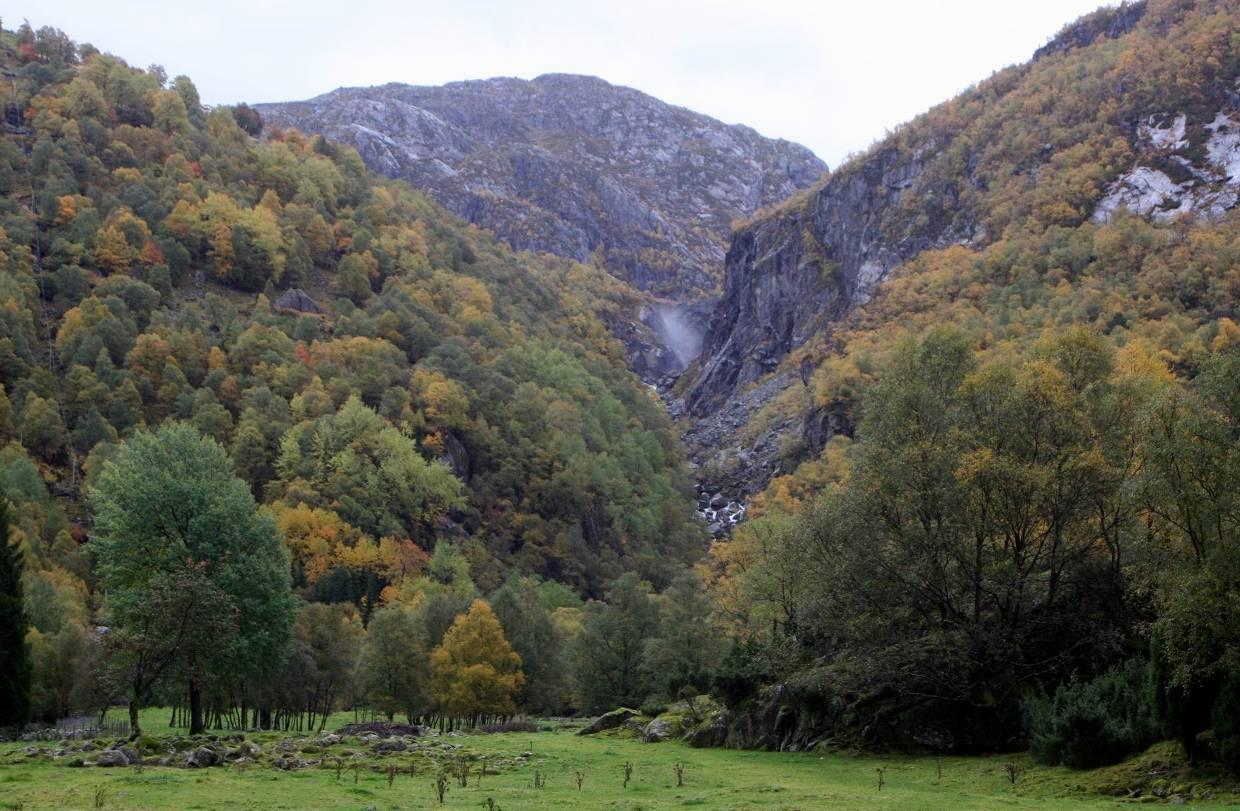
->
left=430, top=600, right=524, bottom=719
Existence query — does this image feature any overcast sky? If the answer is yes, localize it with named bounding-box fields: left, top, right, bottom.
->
left=18, top=0, right=1115, bottom=166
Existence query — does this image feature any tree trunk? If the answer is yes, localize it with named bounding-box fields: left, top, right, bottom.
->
left=128, top=699, right=141, bottom=740
left=189, top=678, right=205, bottom=735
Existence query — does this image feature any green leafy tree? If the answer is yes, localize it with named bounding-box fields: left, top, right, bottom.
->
left=572, top=573, right=658, bottom=712
left=90, top=423, right=293, bottom=735
left=490, top=575, right=570, bottom=714
left=358, top=604, right=428, bottom=722
left=642, top=572, right=725, bottom=702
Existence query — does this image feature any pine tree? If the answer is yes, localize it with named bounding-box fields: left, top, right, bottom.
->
left=0, top=499, right=32, bottom=728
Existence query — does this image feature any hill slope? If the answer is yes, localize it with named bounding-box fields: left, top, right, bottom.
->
left=0, top=23, right=704, bottom=611
left=256, top=75, right=826, bottom=299
left=678, top=0, right=1240, bottom=499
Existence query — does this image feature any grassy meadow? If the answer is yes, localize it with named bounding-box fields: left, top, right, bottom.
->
left=1, top=710, right=1238, bottom=809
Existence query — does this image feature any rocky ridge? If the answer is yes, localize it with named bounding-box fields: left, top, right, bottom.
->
left=256, top=74, right=825, bottom=299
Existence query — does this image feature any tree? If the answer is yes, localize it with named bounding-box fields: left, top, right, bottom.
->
left=642, top=572, right=724, bottom=702
left=90, top=423, right=293, bottom=735
left=490, top=575, right=569, bottom=714
left=430, top=599, right=523, bottom=725
left=0, top=499, right=32, bottom=728
left=294, top=602, right=362, bottom=731
left=358, top=604, right=427, bottom=722
left=1143, top=350, right=1240, bottom=763
left=231, top=103, right=263, bottom=137
left=19, top=394, right=67, bottom=464
left=571, top=573, right=657, bottom=712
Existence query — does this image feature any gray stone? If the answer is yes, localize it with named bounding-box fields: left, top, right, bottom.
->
left=95, top=749, right=129, bottom=767
left=578, top=707, right=640, bottom=735
left=642, top=718, right=674, bottom=743
left=273, top=288, right=325, bottom=314
left=257, top=77, right=825, bottom=300
left=185, top=745, right=221, bottom=768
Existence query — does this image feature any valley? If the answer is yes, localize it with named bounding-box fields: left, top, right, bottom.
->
left=3, top=0, right=1240, bottom=806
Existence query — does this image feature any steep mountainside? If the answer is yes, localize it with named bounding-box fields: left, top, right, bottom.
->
left=256, top=75, right=826, bottom=299
left=0, top=25, right=705, bottom=605
left=678, top=0, right=1240, bottom=499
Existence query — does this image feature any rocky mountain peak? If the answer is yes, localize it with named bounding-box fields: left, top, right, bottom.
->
left=257, top=74, right=826, bottom=299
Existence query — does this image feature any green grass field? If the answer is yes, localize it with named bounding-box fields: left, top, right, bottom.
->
left=1, top=710, right=1237, bottom=809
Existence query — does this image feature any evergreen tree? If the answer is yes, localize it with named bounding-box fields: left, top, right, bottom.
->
left=0, top=499, right=32, bottom=728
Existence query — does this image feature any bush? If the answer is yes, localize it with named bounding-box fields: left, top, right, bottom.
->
left=639, top=698, right=669, bottom=718
left=712, top=639, right=770, bottom=707
left=1024, top=660, right=1158, bottom=769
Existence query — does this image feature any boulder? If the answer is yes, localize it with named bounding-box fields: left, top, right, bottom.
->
left=95, top=749, right=129, bottom=767
left=235, top=740, right=262, bottom=758
left=684, top=710, right=730, bottom=748
left=643, top=718, right=676, bottom=743
left=578, top=707, right=640, bottom=735
left=185, top=745, right=222, bottom=768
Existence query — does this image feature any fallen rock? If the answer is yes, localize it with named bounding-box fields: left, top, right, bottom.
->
left=185, top=745, right=222, bottom=768
left=578, top=707, right=640, bottom=735
left=273, top=287, right=324, bottom=314
left=95, top=749, right=129, bottom=767
left=643, top=718, right=675, bottom=743
left=235, top=741, right=262, bottom=758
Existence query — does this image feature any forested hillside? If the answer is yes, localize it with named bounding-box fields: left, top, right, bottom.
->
left=691, top=0, right=1240, bottom=764
left=0, top=21, right=714, bottom=729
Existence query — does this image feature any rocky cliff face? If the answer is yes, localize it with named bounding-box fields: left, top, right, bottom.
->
left=683, top=144, right=978, bottom=418
left=256, top=74, right=825, bottom=299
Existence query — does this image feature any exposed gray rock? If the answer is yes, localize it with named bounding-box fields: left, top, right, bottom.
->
left=257, top=74, right=825, bottom=298
left=273, top=287, right=324, bottom=314
left=578, top=707, right=640, bottom=735
left=1032, top=0, right=1147, bottom=61
left=234, top=740, right=262, bottom=758
left=1094, top=111, right=1240, bottom=224
left=94, top=749, right=129, bottom=767
left=185, top=745, right=222, bottom=768
left=642, top=717, right=679, bottom=743
left=683, top=142, right=969, bottom=420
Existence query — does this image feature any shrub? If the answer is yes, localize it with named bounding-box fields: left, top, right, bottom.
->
left=1024, top=660, right=1158, bottom=769
left=639, top=698, right=669, bottom=718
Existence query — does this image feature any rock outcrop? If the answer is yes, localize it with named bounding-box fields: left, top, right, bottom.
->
left=257, top=74, right=825, bottom=299
left=1093, top=112, right=1240, bottom=223
left=684, top=143, right=977, bottom=419
left=1032, top=0, right=1147, bottom=62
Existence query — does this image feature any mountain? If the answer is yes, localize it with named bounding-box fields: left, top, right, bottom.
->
left=255, top=75, right=826, bottom=300
left=0, top=24, right=705, bottom=604
left=690, top=0, right=1240, bottom=756
left=677, top=0, right=1240, bottom=501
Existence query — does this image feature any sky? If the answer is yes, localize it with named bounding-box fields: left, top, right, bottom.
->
left=17, top=0, right=1116, bottom=167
